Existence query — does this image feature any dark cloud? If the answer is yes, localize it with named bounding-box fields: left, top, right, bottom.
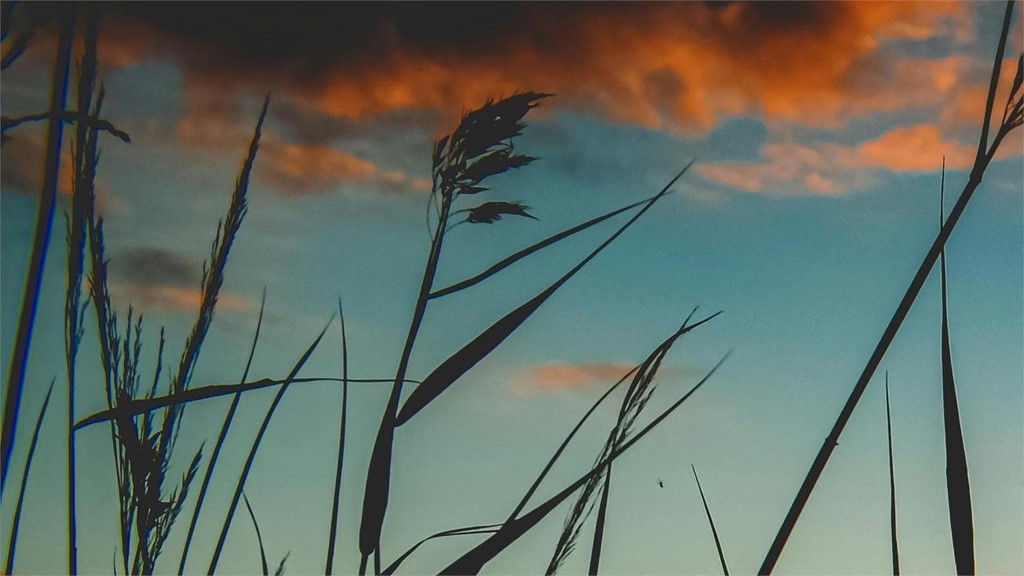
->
left=114, top=247, right=198, bottom=287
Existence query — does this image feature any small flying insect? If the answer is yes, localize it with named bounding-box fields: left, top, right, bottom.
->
left=657, top=478, right=664, bottom=489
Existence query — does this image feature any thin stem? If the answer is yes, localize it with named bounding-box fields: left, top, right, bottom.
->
left=1, top=0, right=75, bottom=492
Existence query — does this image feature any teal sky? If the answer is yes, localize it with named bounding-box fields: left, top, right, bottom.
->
left=1, top=2, right=1022, bottom=575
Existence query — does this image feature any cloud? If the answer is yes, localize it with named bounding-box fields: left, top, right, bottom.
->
left=697, top=123, right=990, bottom=196
left=108, top=247, right=250, bottom=313
left=114, top=247, right=198, bottom=287
left=854, top=125, right=975, bottom=172
left=75, top=2, right=976, bottom=136
left=517, top=362, right=634, bottom=395
left=108, top=282, right=249, bottom=313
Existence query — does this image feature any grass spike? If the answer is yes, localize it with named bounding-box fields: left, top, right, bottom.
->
left=242, top=492, right=270, bottom=576
left=940, top=162, right=974, bottom=575
left=693, top=464, right=729, bottom=575
left=325, top=299, right=350, bottom=575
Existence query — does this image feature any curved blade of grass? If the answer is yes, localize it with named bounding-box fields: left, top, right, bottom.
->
left=75, top=376, right=401, bottom=431
left=207, top=314, right=334, bottom=575
left=275, top=551, right=290, bottom=576
left=430, top=195, right=657, bottom=299
left=587, top=462, right=611, bottom=575
left=441, top=352, right=730, bottom=574
left=381, top=523, right=502, bottom=575
left=758, top=5, right=1016, bottom=570
left=511, top=310, right=718, bottom=525
left=693, top=464, right=729, bottom=575
left=178, top=288, right=266, bottom=575
left=396, top=162, right=693, bottom=426
left=885, top=373, right=900, bottom=576
left=325, top=299, right=349, bottom=575
left=4, top=379, right=54, bottom=575
left=940, top=172, right=974, bottom=574
left=1, top=1, right=74, bottom=492
left=242, top=492, right=270, bottom=576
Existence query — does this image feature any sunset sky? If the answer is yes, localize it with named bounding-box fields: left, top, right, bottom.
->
left=1, top=2, right=1022, bottom=575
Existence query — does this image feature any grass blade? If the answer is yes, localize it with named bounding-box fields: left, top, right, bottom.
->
left=3, top=380, right=54, bottom=575
left=1, top=1, right=74, bottom=492
left=396, top=162, right=693, bottom=426
left=207, top=314, right=335, bottom=575
left=940, top=181, right=974, bottom=574
left=430, top=196, right=654, bottom=299
left=74, top=376, right=399, bottom=430
left=178, top=288, right=267, bottom=574
left=587, top=462, right=611, bottom=575
left=325, top=300, right=349, bottom=575
left=381, top=524, right=502, bottom=575
left=758, top=5, right=1017, bottom=570
left=441, top=351, right=730, bottom=574
left=692, top=464, right=729, bottom=575
left=885, top=373, right=900, bottom=576
left=242, top=492, right=270, bottom=576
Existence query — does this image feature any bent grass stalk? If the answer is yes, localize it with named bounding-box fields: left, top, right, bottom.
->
left=3, top=380, right=54, bottom=575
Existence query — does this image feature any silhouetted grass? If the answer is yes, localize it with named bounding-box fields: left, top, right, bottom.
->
left=885, top=373, right=899, bottom=576
left=939, top=162, right=975, bottom=575
left=242, top=492, right=270, bottom=576
left=325, top=300, right=350, bottom=575
left=3, top=379, right=53, bottom=575
left=178, top=288, right=267, bottom=574
left=1, top=0, right=74, bottom=493
left=759, top=3, right=1023, bottom=571
left=208, top=314, right=335, bottom=575
left=692, top=464, right=729, bottom=576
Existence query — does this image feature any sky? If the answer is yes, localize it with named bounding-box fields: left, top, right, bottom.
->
left=1, top=2, right=1022, bottom=575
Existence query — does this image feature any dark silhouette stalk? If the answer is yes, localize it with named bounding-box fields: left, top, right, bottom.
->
left=65, top=7, right=99, bottom=573
left=242, top=493, right=270, bottom=576
left=359, top=190, right=451, bottom=574
left=758, top=4, right=1017, bottom=572
left=325, top=300, right=349, bottom=575
left=587, top=463, right=611, bottom=575
left=885, top=374, right=899, bottom=576
left=2, top=0, right=75, bottom=492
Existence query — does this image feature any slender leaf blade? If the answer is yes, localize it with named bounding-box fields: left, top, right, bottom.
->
left=693, top=464, right=729, bottom=576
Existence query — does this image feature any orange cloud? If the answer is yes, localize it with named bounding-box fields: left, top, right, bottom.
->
left=697, top=123, right=992, bottom=196
left=518, top=362, right=633, bottom=394
left=108, top=282, right=250, bottom=313
left=855, top=125, right=975, bottom=172
left=95, top=2, right=976, bottom=135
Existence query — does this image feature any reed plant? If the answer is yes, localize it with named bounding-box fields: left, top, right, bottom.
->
left=1, top=3, right=1021, bottom=575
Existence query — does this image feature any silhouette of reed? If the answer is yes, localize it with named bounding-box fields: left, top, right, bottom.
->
left=2, top=3, right=1020, bottom=575
left=885, top=373, right=900, bottom=576
left=759, top=3, right=1023, bottom=571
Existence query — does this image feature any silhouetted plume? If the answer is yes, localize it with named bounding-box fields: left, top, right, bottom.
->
left=463, top=201, right=538, bottom=224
